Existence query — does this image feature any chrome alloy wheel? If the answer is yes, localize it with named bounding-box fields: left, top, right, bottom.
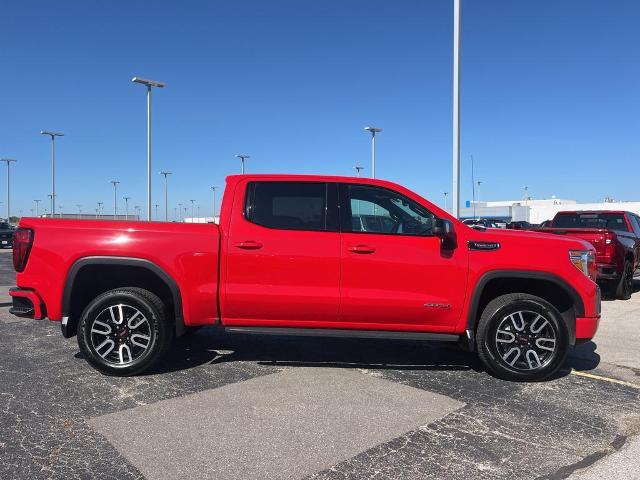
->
left=494, top=310, right=557, bottom=371
left=89, top=304, right=153, bottom=366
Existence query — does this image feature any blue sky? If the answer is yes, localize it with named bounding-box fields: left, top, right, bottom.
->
left=1, top=0, right=639, bottom=218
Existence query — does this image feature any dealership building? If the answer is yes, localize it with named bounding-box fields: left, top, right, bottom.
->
left=459, top=198, right=640, bottom=224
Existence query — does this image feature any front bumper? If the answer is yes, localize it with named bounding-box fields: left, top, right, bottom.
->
left=575, top=315, right=600, bottom=341
left=9, top=288, right=45, bottom=319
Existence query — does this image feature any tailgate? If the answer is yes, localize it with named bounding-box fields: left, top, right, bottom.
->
left=541, top=228, right=608, bottom=256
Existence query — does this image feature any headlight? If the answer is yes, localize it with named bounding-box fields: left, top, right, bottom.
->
left=569, top=249, right=596, bottom=280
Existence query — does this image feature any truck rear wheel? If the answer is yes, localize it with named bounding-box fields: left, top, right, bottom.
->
left=77, top=288, right=174, bottom=376
left=476, top=293, right=569, bottom=382
left=615, top=260, right=634, bottom=300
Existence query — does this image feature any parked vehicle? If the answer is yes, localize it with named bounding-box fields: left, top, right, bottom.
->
left=0, top=222, right=14, bottom=248
left=462, top=218, right=500, bottom=230
left=507, top=221, right=535, bottom=230
left=10, top=175, right=600, bottom=381
left=538, top=211, right=640, bottom=299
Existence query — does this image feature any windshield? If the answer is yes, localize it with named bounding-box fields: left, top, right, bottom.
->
left=552, top=213, right=628, bottom=231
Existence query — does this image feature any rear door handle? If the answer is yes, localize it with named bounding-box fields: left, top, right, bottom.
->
left=348, top=244, right=376, bottom=254
left=234, top=240, right=263, bottom=250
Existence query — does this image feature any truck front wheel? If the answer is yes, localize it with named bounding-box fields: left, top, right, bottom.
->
left=476, top=293, right=569, bottom=382
left=77, top=288, right=174, bottom=376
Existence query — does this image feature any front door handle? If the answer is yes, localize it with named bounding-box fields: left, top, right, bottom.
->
left=348, top=244, right=376, bottom=254
left=234, top=240, right=263, bottom=250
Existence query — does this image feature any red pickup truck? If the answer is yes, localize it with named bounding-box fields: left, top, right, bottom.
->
left=10, top=175, right=601, bottom=381
left=539, top=211, right=640, bottom=300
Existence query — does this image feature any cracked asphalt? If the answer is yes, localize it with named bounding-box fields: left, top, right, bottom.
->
left=1, top=249, right=639, bottom=479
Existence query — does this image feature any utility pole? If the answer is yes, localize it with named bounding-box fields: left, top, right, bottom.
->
left=110, top=180, right=120, bottom=217
left=159, top=171, right=172, bottom=221
left=364, top=127, right=382, bottom=178
left=0, top=159, right=17, bottom=223
left=40, top=131, right=64, bottom=216
left=235, top=154, right=250, bottom=174
left=452, top=0, right=461, bottom=218
left=132, top=77, right=165, bottom=221
left=123, top=196, right=131, bottom=220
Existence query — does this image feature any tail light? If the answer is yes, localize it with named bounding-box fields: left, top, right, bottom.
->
left=13, top=228, right=34, bottom=272
left=603, top=231, right=616, bottom=259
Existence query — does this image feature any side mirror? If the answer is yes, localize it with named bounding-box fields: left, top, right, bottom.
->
left=432, top=218, right=457, bottom=248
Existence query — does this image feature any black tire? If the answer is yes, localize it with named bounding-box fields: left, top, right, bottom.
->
left=476, top=293, right=569, bottom=382
left=77, top=288, right=174, bottom=376
left=615, top=260, right=634, bottom=300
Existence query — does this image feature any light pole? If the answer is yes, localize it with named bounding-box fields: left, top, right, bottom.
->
left=123, top=196, right=131, bottom=220
left=364, top=127, right=382, bottom=178
left=197, top=205, right=200, bottom=221
left=159, top=171, right=171, bottom=221
left=178, top=203, right=183, bottom=222
left=443, top=192, right=448, bottom=210
left=95, top=208, right=99, bottom=219
left=183, top=206, right=188, bottom=222
left=132, top=77, right=165, bottom=221
left=477, top=181, right=482, bottom=203
left=523, top=186, right=529, bottom=206
left=211, top=186, right=217, bottom=219
left=154, top=204, right=159, bottom=220
left=354, top=166, right=364, bottom=177
left=134, top=205, right=141, bottom=219
left=235, top=154, right=250, bottom=174
left=97, top=201, right=103, bottom=218
left=40, top=131, right=64, bottom=216
left=34, top=199, right=41, bottom=217
left=1, top=159, right=17, bottom=222
left=76, top=204, right=82, bottom=219
left=190, top=199, right=195, bottom=222
left=174, top=207, right=178, bottom=222
left=110, top=180, right=120, bottom=217
left=452, top=0, right=461, bottom=218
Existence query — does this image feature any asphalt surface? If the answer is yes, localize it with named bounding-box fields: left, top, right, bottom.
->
left=1, top=249, right=639, bottom=479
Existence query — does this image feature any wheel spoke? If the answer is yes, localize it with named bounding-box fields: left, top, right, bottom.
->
left=529, top=314, right=549, bottom=334
left=535, top=337, right=556, bottom=352
left=496, top=329, right=516, bottom=344
left=502, top=347, right=521, bottom=366
left=526, top=349, right=542, bottom=369
left=95, top=339, right=115, bottom=358
left=127, top=310, right=146, bottom=329
left=118, top=344, right=132, bottom=364
left=91, top=320, right=112, bottom=335
left=508, top=312, right=526, bottom=331
left=130, top=333, right=150, bottom=349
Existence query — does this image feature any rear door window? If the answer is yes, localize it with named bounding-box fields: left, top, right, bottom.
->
left=245, top=181, right=337, bottom=232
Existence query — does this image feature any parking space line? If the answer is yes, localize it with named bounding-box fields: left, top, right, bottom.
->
left=570, top=369, right=640, bottom=390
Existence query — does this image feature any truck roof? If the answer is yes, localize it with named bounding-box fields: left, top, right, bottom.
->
left=555, top=210, right=630, bottom=215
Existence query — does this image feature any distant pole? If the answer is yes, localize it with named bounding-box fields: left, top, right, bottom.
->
left=154, top=203, right=159, bottom=220
left=0, top=159, right=17, bottom=222
left=97, top=201, right=103, bottom=218
left=34, top=199, right=41, bottom=217
left=159, top=171, right=172, bottom=221
left=40, top=131, right=64, bottom=216
left=211, top=186, right=217, bottom=218
left=471, top=155, right=476, bottom=220
left=132, top=77, right=165, bottom=221
left=354, top=166, right=364, bottom=177
left=178, top=203, right=183, bottom=222
left=443, top=192, right=448, bottom=210
left=111, top=180, right=120, bottom=217
left=58, top=204, right=63, bottom=218
left=236, top=154, right=250, bottom=174
left=76, top=204, right=82, bottom=219
left=477, top=180, right=482, bottom=203
left=183, top=206, right=188, bottom=222
left=123, top=196, right=131, bottom=220
left=197, top=205, right=200, bottom=220
left=364, top=127, right=382, bottom=178
left=523, top=186, right=529, bottom=206
left=95, top=208, right=99, bottom=219
left=174, top=207, right=177, bottom=221
left=190, top=199, right=195, bottom=222
left=452, top=0, right=461, bottom=218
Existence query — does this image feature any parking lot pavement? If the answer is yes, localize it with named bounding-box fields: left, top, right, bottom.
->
left=1, top=252, right=639, bottom=480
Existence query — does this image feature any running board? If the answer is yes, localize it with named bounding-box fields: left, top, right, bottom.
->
left=223, top=326, right=460, bottom=342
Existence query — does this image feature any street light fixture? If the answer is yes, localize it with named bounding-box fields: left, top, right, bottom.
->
left=353, top=166, right=364, bottom=177
left=34, top=199, right=41, bottom=217
left=110, top=180, right=120, bottom=217
left=235, top=154, right=250, bottom=174
left=97, top=201, right=103, bottom=218
left=40, top=131, right=64, bottom=216
left=132, top=76, right=165, bottom=221
left=0, top=159, right=17, bottom=222
left=123, top=196, right=131, bottom=220
left=159, top=171, right=172, bottom=221
left=211, top=186, right=217, bottom=219
left=364, top=127, right=382, bottom=178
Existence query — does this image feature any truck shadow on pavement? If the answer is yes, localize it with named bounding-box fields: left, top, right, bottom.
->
left=153, top=329, right=602, bottom=380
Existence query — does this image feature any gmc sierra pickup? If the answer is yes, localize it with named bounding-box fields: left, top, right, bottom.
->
left=538, top=210, right=640, bottom=300
left=10, top=175, right=601, bottom=381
